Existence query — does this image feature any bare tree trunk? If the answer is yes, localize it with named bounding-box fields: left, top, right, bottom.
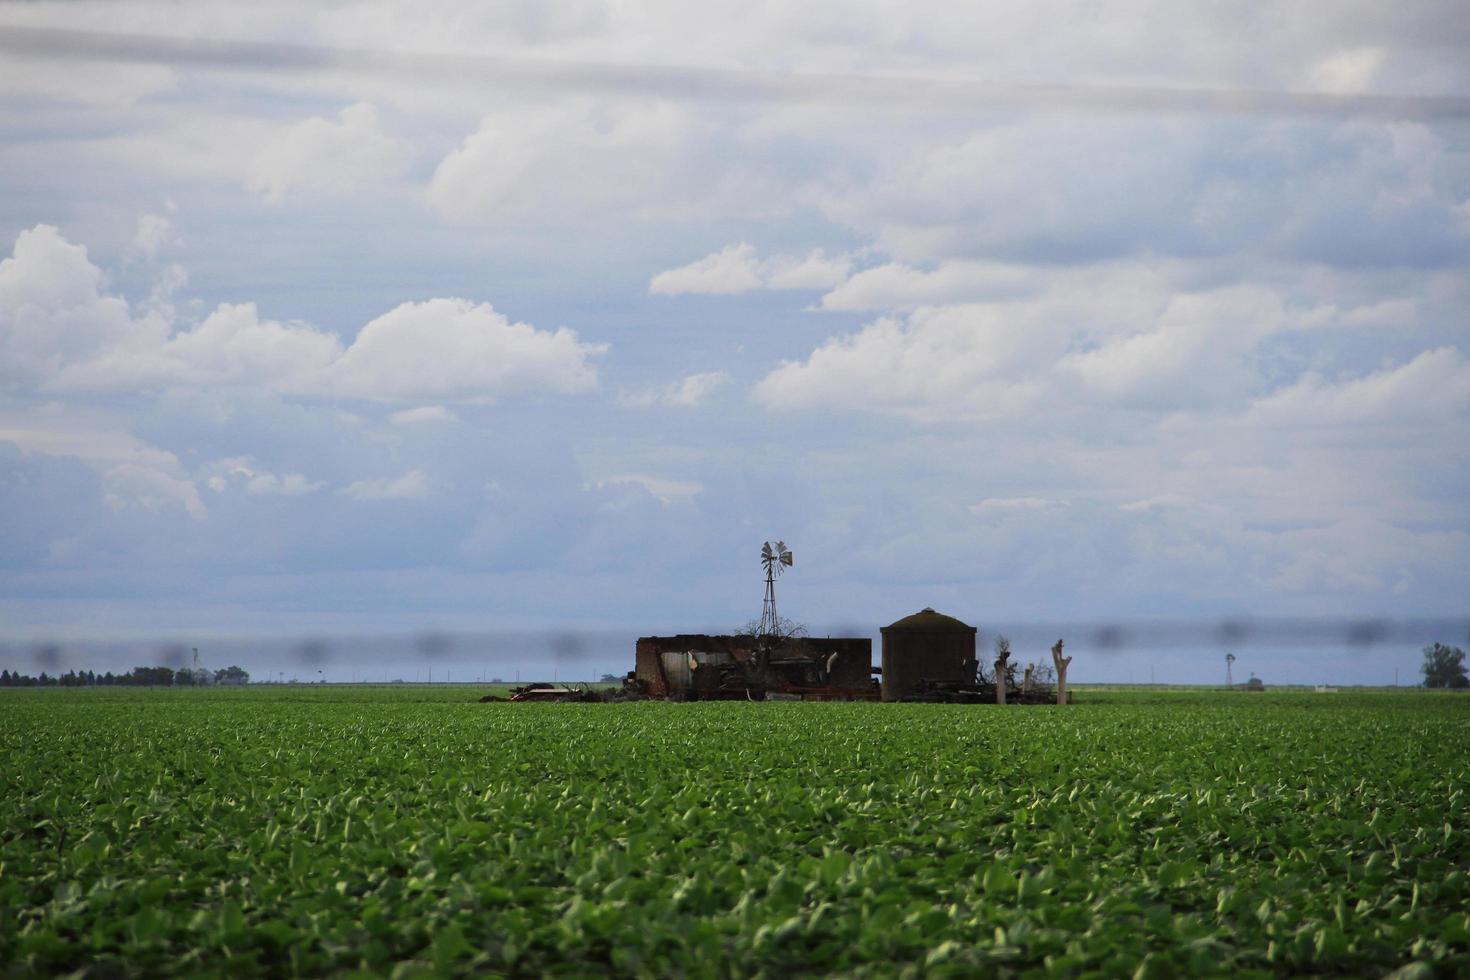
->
left=1051, top=639, right=1071, bottom=706
left=1023, top=664, right=1034, bottom=696
left=993, top=636, right=1011, bottom=705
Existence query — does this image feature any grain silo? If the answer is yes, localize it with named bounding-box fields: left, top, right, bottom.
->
left=879, top=608, right=978, bottom=701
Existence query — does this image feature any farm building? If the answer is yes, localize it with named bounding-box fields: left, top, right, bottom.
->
left=879, top=608, right=978, bottom=701
left=633, top=634, right=875, bottom=700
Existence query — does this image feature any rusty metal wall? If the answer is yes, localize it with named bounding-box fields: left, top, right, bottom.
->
left=807, top=638, right=874, bottom=688
left=880, top=629, right=977, bottom=701
left=635, top=634, right=873, bottom=697
left=635, top=635, right=751, bottom=697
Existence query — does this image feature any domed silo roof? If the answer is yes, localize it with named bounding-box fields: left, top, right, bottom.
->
left=879, top=608, right=977, bottom=701
left=882, top=608, right=975, bottom=633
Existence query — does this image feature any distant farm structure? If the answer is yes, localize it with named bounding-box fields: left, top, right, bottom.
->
left=490, top=541, right=1077, bottom=705
left=630, top=634, right=875, bottom=700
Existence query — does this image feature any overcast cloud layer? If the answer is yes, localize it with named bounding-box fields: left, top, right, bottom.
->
left=1, top=3, right=1467, bottom=683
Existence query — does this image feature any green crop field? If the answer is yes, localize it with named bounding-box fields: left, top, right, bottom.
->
left=2, top=687, right=1467, bottom=977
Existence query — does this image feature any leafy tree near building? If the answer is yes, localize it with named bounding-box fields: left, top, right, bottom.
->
left=214, top=665, right=250, bottom=685
left=1421, top=643, right=1469, bottom=689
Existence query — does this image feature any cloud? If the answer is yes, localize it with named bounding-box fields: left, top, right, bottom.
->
left=1057, top=286, right=1295, bottom=409
left=0, top=225, right=164, bottom=385
left=969, top=497, right=1069, bottom=514
left=621, top=371, right=729, bottom=408
left=205, top=457, right=324, bottom=497
left=102, top=463, right=206, bottom=519
left=11, top=25, right=1469, bottom=120
left=134, top=210, right=178, bottom=260
left=755, top=274, right=1366, bottom=419
left=1, top=226, right=606, bottom=404
left=0, top=27, right=175, bottom=107
left=246, top=103, right=411, bottom=204
left=818, top=260, right=1038, bottom=311
left=650, top=243, right=851, bottom=295
left=1310, top=48, right=1385, bottom=95
left=4, top=10, right=1469, bottom=642
left=650, top=243, right=762, bottom=295
left=752, top=296, right=1072, bottom=420
left=596, top=474, right=702, bottom=504
left=813, top=115, right=1470, bottom=268
left=0, top=406, right=205, bottom=519
left=1245, top=347, right=1470, bottom=427
left=1118, top=494, right=1196, bottom=513
left=427, top=100, right=789, bottom=224
left=339, top=470, right=430, bottom=501
left=54, top=302, right=345, bottom=393
left=326, top=299, right=604, bottom=402
left=389, top=405, right=459, bottom=425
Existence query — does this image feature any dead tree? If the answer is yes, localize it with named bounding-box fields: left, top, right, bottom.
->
left=1022, top=663, right=1035, bottom=696
left=994, top=635, right=1012, bottom=705
left=1051, top=638, right=1071, bottom=705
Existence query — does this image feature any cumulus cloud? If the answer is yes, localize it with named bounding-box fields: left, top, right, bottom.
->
left=246, top=103, right=411, bottom=204
left=389, top=405, right=460, bottom=425
left=818, top=260, right=1038, bottom=311
left=1, top=407, right=205, bottom=519
left=1246, top=347, right=1470, bottom=427
left=0, top=226, right=606, bottom=404
left=650, top=243, right=851, bottom=295
left=755, top=274, right=1381, bottom=419
left=813, top=114, right=1470, bottom=268
left=621, top=370, right=729, bottom=408
left=205, top=457, right=324, bottom=496
left=102, top=463, right=206, bottom=519
left=427, top=100, right=787, bottom=224
left=0, top=225, right=164, bottom=385
left=339, top=470, right=430, bottom=501
left=1057, top=286, right=1296, bottom=409
left=754, top=306, right=1054, bottom=421
left=326, top=299, right=604, bottom=402
left=57, top=302, right=346, bottom=392
left=134, top=210, right=178, bottom=260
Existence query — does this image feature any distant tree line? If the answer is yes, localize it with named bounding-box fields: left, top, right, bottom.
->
left=0, top=665, right=250, bottom=687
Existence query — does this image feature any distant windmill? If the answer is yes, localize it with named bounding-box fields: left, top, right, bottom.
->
left=758, top=540, right=794, bottom=639
left=1225, top=652, right=1236, bottom=688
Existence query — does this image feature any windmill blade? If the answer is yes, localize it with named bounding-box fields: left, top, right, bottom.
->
left=781, top=550, right=793, bottom=567
left=761, top=542, right=773, bottom=560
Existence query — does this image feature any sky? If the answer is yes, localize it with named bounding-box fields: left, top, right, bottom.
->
left=1, top=2, right=1467, bottom=685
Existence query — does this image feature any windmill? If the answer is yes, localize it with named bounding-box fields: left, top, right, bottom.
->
left=758, top=540, right=794, bottom=640
left=1225, top=652, right=1236, bottom=688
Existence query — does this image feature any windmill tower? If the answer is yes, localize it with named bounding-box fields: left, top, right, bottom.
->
left=1225, top=652, right=1236, bottom=688
left=758, top=540, right=793, bottom=640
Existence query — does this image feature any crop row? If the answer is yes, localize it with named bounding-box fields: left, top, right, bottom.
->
left=2, top=688, right=1467, bottom=976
